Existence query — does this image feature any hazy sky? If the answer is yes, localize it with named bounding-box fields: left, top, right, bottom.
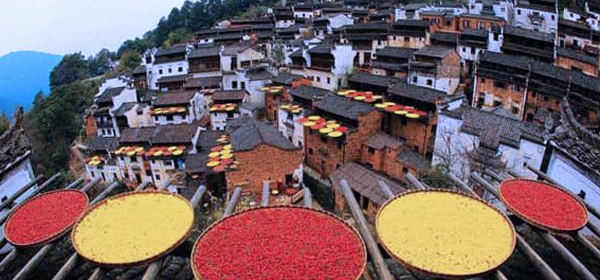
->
left=0, top=0, right=185, bottom=57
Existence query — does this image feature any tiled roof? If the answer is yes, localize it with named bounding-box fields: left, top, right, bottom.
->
left=414, top=45, right=455, bottom=58
left=330, top=162, right=406, bottom=206
left=184, top=77, right=222, bottom=89
left=86, top=136, right=119, bottom=151
left=189, top=46, right=220, bottom=58
left=119, top=123, right=198, bottom=145
left=154, top=91, right=197, bottom=106
left=157, top=74, right=188, bottom=84
left=227, top=115, right=299, bottom=151
left=315, top=93, right=375, bottom=121
left=155, top=45, right=188, bottom=57
left=556, top=47, right=598, bottom=64
left=396, top=149, right=428, bottom=172
left=289, top=85, right=329, bottom=101
left=96, top=87, right=125, bottom=104
left=132, top=65, right=146, bottom=75
left=388, top=81, right=446, bottom=104
left=431, top=31, right=458, bottom=44
left=272, top=72, right=304, bottom=85
left=212, top=90, right=247, bottom=102
left=375, top=47, right=416, bottom=59
left=308, top=44, right=332, bottom=54
left=364, top=132, right=404, bottom=150
left=348, top=72, right=401, bottom=88
left=504, top=26, right=555, bottom=43
left=393, top=20, right=430, bottom=28
left=112, top=102, right=137, bottom=117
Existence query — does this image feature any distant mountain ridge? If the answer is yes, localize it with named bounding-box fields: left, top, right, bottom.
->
left=0, top=51, right=62, bottom=117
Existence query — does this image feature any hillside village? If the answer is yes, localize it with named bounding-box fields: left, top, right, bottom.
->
left=1, top=0, right=600, bottom=280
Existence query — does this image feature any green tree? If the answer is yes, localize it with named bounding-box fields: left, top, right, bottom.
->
left=163, top=28, right=195, bottom=47
left=50, top=53, right=90, bottom=89
left=118, top=50, right=142, bottom=73
left=88, top=48, right=113, bottom=76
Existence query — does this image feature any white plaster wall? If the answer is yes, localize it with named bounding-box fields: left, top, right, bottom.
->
left=147, top=60, right=189, bottom=90
left=513, top=7, right=557, bottom=34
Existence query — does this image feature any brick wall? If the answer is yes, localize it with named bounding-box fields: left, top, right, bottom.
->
left=474, top=76, right=525, bottom=112
left=555, top=56, right=598, bottom=77
left=226, top=144, right=302, bottom=194
left=439, top=51, right=461, bottom=78
left=360, top=144, right=421, bottom=183
left=387, top=116, right=432, bottom=155
left=458, top=17, right=505, bottom=32
left=85, top=116, right=98, bottom=137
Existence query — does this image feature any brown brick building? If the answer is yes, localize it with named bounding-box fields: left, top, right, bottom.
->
left=226, top=116, right=302, bottom=195
left=304, top=94, right=382, bottom=178
left=555, top=48, right=599, bottom=77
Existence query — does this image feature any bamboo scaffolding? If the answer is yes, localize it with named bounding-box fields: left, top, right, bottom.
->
left=339, top=179, right=395, bottom=280
left=471, top=173, right=598, bottom=280
left=50, top=180, right=152, bottom=280
left=0, top=173, right=61, bottom=226
left=10, top=178, right=104, bottom=280
left=446, top=173, right=562, bottom=280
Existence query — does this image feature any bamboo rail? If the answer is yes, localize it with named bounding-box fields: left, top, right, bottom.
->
left=0, top=173, right=61, bottom=225
left=339, top=179, right=395, bottom=280
left=0, top=174, right=45, bottom=211
left=471, top=173, right=597, bottom=280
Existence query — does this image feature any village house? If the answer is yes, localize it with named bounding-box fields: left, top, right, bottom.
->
left=369, top=10, right=394, bottom=23
left=347, top=72, right=401, bottom=95
left=342, top=22, right=389, bottom=66
left=430, top=31, right=459, bottom=47
left=586, top=1, right=600, bottom=31
left=113, top=123, right=201, bottom=189
left=84, top=136, right=121, bottom=183
left=330, top=162, right=406, bottom=223
left=489, top=25, right=556, bottom=63
left=143, top=45, right=192, bottom=91
left=421, top=11, right=460, bottom=33
left=151, top=90, right=206, bottom=126
left=183, top=130, right=227, bottom=197
left=132, top=65, right=148, bottom=90
left=88, top=79, right=138, bottom=138
left=225, top=115, right=303, bottom=196
left=271, top=7, right=296, bottom=28
left=320, top=7, right=353, bottom=18
left=467, top=0, right=513, bottom=22
left=388, top=20, right=430, bottom=49
left=395, top=3, right=430, bottom=20
left=457, top=28, right=489, bottom=74
left=512, top=0, right=558, bottom=34
left=368, top=46, right=416, bottom=77
left=293, top=4, right=315, bottom=19
left=209, top=102, right=241, bottom=131
left=186, top=45, right=223, bottom=90
left=408, top=45, right=461, bottom=95
left=473, top=51, right=600, bottom=124
left=112, top=102, right=153, bottom=129
left=304, top=93, right=382, bottom=178
left=459, top=13, right=506, bottom=31
left=313, top=14, right=354, bottom=38
left=558, top=19, right=600, bottom=51
left=432, top=105, right=547, bottom=180
left=289, top=43, right=356, bottom=91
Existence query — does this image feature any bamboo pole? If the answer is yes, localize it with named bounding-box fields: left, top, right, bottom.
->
left=10, top=179, right=106, bottom=280
left=447, top=173, right=562, bottom=280
left=406, top=173, right=426, bottom=190
left=51, top=180, right=152, bottom=280
left=79, top=177, right=101, bottom=193
left=303, top=187, right=313, bottom=208
left=575, top=231, right=600, bottom=261
left=0, top=248, right=17, bottom=273
left=471, top=173, right=597, bottom=280
left=65, top=177, right=85, bottom=190
left=141, top=185, right=207, bottom=280
left=0, top=174, right=45, bottom=211
left=377, top=181, right=395, bottom=198
left=261, top=183, right=270, bottom=207
left=339, top=180, right=395, bottom=280
left=224, top=187, right=242, bottom=216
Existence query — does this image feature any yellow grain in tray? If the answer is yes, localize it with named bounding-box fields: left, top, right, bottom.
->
left=72, top=192, right=194, bottom=266
left=376, top=190, right=515, bottom=277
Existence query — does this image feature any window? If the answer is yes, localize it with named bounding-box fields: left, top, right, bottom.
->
left=463, top=20, right=470, bottom=28
left=368, top=147, right=375, bottom=154
left=517, top=9, right=521, bottom=15
left=471, top=48, right=476, bottom=54
left=551, top=15, right=555, bottom=20
left=327, top=77, right=331, bottom=84
left=337, top=141, right=343, bottom=149
left=165, top=160, right=174, bottom=167
left=308, top=148, right=314, bottom=155
left=361, top=197, right=369, bottom=210
left=159, top=69, right=163, bottom=75
left=402, top=167, right=408, bottom=174
left=240, top=81, right=246, bottom=89
left=426, top=79, right=433, bottom=86
left=166, top=115, right=173, bottom=121
left=404, top=37, right=410, bottom=42
left=514, top=84, right=521, bottom=91
left=131, top=157, right=138, bottom=163
left=494, top=81, right=506, bottom=88
left=232, top=81, right=238, bottom=89
left=412, top=76, right=417, bottom=83
left=316, top=77, right=321, bottom=82
left=481, top=78, right=486, bottom=83
left=155, top=174, right=161, bottom=180
left=168, top=68, right=172, bottom=73
left=462, top=47, right=467, bottom=52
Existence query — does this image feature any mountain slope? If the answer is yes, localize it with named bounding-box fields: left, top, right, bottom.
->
left=0, top=51, right=62, bottom=116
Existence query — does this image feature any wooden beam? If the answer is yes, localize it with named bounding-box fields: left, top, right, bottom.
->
left=339, top=180, right=395, bottom=280
left=447, top=173, right=562, bottom=280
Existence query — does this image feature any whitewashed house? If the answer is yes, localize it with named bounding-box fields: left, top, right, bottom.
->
left=289, top=44, right=356, bottom=91
left=151, top=91, right=206, bottom=126
left=513, top=0, right=558, bottom=34
left=143, top=45, right=192, bottom=91
left=468, top=0, right=513, bottom=22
